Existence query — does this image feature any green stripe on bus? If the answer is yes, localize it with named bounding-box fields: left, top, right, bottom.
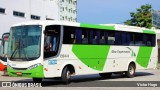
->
left=80, top=23, right=115, bottom=30
left=72, top=45, right=110, bottom=71
left=143, top=30, right=155, bottom=34
left=7, top=65, right=44, bottom=78
left=136, top=47, right=153, bottom=68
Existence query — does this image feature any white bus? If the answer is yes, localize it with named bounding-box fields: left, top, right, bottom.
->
left=7, top=21, right=158, bottom=84
left=0, top=32, right=10, bottom=75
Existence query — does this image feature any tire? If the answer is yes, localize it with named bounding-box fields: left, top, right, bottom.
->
left=125, top=63, right=135, bottom=78
left=61, top=67, right=71, bottom=84
left=33, top=78, right=42, bottom=83
left=99, top=73, right=112, bottom=78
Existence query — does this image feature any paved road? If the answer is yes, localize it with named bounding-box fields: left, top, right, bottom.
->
left=0, top=69, right=160, bottom=89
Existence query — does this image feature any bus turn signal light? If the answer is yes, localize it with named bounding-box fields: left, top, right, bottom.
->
left=44, top=68, right=48, bottom=71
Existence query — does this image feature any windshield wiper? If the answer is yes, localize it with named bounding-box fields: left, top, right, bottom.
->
left=10, top=39, right=29, bottom=61
left=10, top=40, right=20, bottom=60
left=21, top=40, right=29, bottom=61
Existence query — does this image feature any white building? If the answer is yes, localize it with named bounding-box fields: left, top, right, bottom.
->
left=58, top=0, right=77, bottom=22
left=0, top=0, right=77, bottom=37
left=152, top=9, right=160, bottom=28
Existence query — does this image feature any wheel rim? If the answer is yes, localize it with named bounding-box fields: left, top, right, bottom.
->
left=129, top=66, right=134, bottom=75
left=66, top=71, right=71, bottom=79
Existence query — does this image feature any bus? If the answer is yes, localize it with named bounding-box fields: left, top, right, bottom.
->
left=0, top=32, right=10, bottom=75
left=7, top=21, right=158, bottom=83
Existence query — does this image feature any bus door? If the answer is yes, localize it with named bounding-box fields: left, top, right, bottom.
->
left=44, top=25, right=61, bottom=58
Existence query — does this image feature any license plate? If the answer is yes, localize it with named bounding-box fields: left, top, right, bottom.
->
left=16, top=72, right=22, bottom=76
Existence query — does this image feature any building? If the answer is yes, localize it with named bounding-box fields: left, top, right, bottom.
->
left=0, top=0, right=77, bottom=36
left=58, top=0, right=77, bottom=22
left=152, top=9, right=160, bottom=28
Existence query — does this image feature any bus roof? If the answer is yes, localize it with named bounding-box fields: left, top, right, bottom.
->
left=11, top=20, right=156, bottom=34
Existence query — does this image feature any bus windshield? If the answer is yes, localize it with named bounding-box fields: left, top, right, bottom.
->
left=2, top=33, right=9, bottom=55
left=8, top=25, right=42, bottom=61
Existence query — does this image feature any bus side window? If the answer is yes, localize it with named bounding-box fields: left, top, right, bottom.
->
left=82, top=30, right=88, bottom=44
left=75, top=29, right=82, bottom=44
left=44, top=25, right=60, bottom=58
left=146, top=34, right=155, bottom=46
left=130, top=33, right=135, bottom=46
left=135, top=33, right=144, bottom=46
left=100, top=31, right=105, bottom=44
left=89, top=30, right=96, bottom=44
left=108, top=31, right=115, bottom=45
left=115, top=32, right=121, bottom=45
left=63, top=26, right=77, bottom=44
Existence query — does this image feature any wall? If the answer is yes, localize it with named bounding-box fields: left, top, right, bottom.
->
left=0, top=0, right=59, bottom=37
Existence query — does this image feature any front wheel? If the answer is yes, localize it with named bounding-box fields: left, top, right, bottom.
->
left=33, top=78, right=42, bottom=83
left=61, top=67, right=71, bottom=84
left=125, top=63, right=135, bottom=78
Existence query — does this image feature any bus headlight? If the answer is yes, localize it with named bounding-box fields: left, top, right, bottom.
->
left=27, top=63, right=42, bottom=70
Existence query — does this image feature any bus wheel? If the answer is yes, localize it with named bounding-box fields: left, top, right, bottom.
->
left=61, top=67, right=71, bottom=84
left=125, top=63, right=135, bottom=78
left=33, top=78, right=42, bottom=83
left=99, top=73, right=112, bottom=78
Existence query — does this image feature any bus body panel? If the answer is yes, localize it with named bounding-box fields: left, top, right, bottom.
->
left=43, top=44, right=157, bottom=78
left=7, top=21, right=158, bottom=79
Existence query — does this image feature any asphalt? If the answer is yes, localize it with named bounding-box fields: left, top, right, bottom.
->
left=0, top=65, right=159, bottom=90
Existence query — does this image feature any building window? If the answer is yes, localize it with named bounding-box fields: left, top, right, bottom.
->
left=0, top=8, right=5, bottom=14
left=31, top=15, right=40, bottom=20
left=73, top=1, right=77, bottom=5
left=62, top=16, right=64, bottom=20
left=61, top=7, right=64, bottom=11
left=65, top=16, right=67, bottom=20
left=69, top=0, right=72, bottom=4
left=46, top=18, right=54, bottom=20
left=65, top=7, right=68, bottom=11
left=13, top=11, right=25, bottom=17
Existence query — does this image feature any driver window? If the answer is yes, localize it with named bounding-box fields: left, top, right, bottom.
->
left=44, top=25, right=60, bottom=58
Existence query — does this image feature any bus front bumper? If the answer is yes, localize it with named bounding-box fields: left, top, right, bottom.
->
left=7, top=65, right=44, bottom=78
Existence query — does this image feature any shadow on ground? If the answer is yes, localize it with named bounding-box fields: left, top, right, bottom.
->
left=12, top=71, right=154, bottom=87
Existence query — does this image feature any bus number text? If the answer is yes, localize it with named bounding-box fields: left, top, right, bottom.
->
left=60, top=54, right=69, bottom=58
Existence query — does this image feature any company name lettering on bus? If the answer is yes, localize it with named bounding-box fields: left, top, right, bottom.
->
left=48, top=60, right=57, bottom=65
left=60, top=54, right=69, bottom=58
left=111, top=50, right=130, bottom=54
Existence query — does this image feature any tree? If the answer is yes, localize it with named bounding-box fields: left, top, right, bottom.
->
left=124, top=4, right=152, bottom=28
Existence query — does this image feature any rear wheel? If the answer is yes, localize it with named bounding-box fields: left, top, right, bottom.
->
left=99, top=73, right=112, bottom=78
left=32, top=78, right=42, bottom=83
left=61, top=67, right=71, bottom=84
left=125, top=63, right=135, bottom=78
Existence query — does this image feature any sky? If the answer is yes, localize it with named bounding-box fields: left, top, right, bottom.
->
left=77, top=0, right=160, bottom=24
